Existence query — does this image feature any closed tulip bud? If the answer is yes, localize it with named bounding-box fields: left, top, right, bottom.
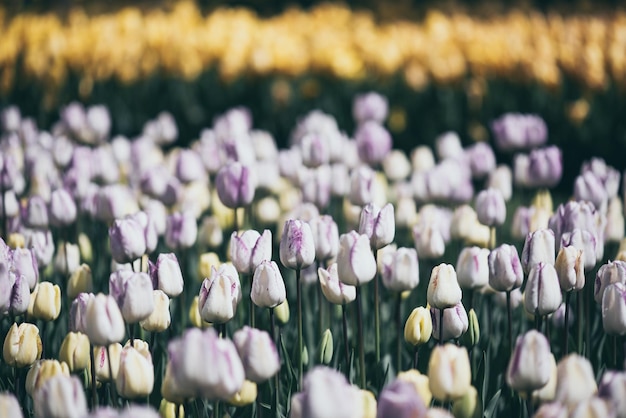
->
left=198, top=263, right=241, bottom=324
left=198, top=216, right=224, bottom=249
left=228, top=380, right=258, bottom=407
left=30, top=282, right=61, bottom=321
left=336, top=231, right=377, bottom=286
left=534, top=402, right=568, bottom=418
left=456, top=247, right=490, bottom=290
left=12, top=247, right=39, bottom=290
left=428, top=344, right=472, bottom=401
left=404, top=307, right=433, bottom=346
left=359, top=202, right=395, bottom=250
left=140, top=290, right=171, bottom=333
left=594, top=260, right=626, bottom=304
left=521, top=229, right=556, bottom=274
left=488, top=244, right=523, bottom=292
left=555, top=246, right=585, bottom=292
left=148, top=253, right=184, bottom=297
left=165, top=211, right=197, bottom=250
left=198, top=252, right=220, bottom=281
left=3, top=269, right=30, bottom=315
left=561, top=228, right=597, bottom=272
left=24, top=195, right=49, bottom=229
left=24, top=229, right=55, bottom=267
left=353, top=92, right=388, bottom=124
left=555, top=354, right=597, bottom=407
left=116, top=346, right=154, bottom=399
left=309, top=215, right=339, bottom=262
left=376, top=379, right=427, bottom=418
left=411, top=146, right=435, bottom=172
left=0, top=393, right=22, bottom=418
left=93, top=343, right=122, bottom=382
left=279, top=219, right=315, bottom=271
left=460, top=309, right=480, bottom=348
left=487, top=165, right=513, bottom=201
left=215, top=161, right=257, bottom=208
left=3, top=322, right=42, bottom=367
left=109, top=217, right=147, bottom=264
left=49, top=188, right=77, bottom=227
left=234, top=326, right=280, bottom=383
left=251, top=260, right=286, bottom=309
left=78, top=233, right=93, bottom=263
left=397, top=369, right=433, bottom=406
left=230, top=229, right=272, bottom=274
left=274, top=299, right=290, bottom=324
left=602, top=283, right=626, bottom=335
left=598, top=371, right=626, bottom=417
left=59, top=332, right=90, bottom=372
left=188, top=295, right=210, bottom=328
left=475, top=188, right=506, bottom=227
left=506, top=330, right=551, bottom=393
left=25, top=359, right=70, bottom=395
left=33, top=375, right=87, bottom=418
left=109, top=271, right=155, bottom=323
left=570, top=397, right=615, bottom=418
left=349, top=165, right=375, bottom=206
left=381, top=247, right=419, bottom=292
left=431, top=303, right=469, bottom=342
left=427, top=264, right=462, bottom=309
left=159, top=399, right=185, bottom=418
left=605, top=197, right=625, bottom=243
left=527, top=146, right=563, bottom=188
left=524, top=262, right=563, bottom=316
left=69, top=292, right=94, bottom=333
left=452, top=386, right=482, bottom=418
left=532, top=353, right=558, bottom=403
left=85, top=293, right=126, bottom=346
left=318, top=329, right=333, bottom=365
left=383, top=150, right=411, bottom=181
left=130, top=211, right=158, bottom=254
left=54, top=242, right=80, bottom=275
left=299, top=366, right=363, bottom=418
left=67, top=263, right=93, bottom=299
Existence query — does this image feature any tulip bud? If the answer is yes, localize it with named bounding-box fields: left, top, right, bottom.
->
left=2, top=268, right=30, bottom=315
left=233, top=326, right=280, bottom=383
left=555, top=354, right=597, bottom=407
left=215, top=161, right=257, bottom=208
left=110, top=271, right=155, bottom=324
left=595, top=260, right=626, bottom=304
left=93, top=343, right=122, bottom=382
left=0, top=393, right=22, bottom=418
left=475, top=188, right=506, bottom=227
left=25, top=359, right=70, bottom=395
left=570, top=397, right=615, bottom=418
left=336, top=231, right=377, bottom=286
left=228, top=380, right=258, bottom=407
left=404, top=307, right=433, bottom=346
left=460, top=309, right=480, bottom=348
left=49, top=188, right=77, bottom=227
left=318, top=263, right=357, bottom=305
left=188, top=295, right=211, bottom=328
left=598, top=370, right=626, bottom=417
left=230, top=229, right=272, bottom=274
left=428, top=344, right=471, bottom=401
left=69, top=292, right=94, bottom=333
left=198, top=263, right=241, bottom=324
left=452, top=386, right=482, bottom=418
left=251, top=260, right=286, bottom=309
left=488, top=244, right=523, bottom=292
left=561, top=228, right=597, bottom=272
left=413, top=223, right=445, bottom=260
left=377, top=379, right=427, bottom=418
left=54, top=242, right=80, bottom=275
left=358, top=203, right=395, bottom=250
left=78, top=233, right=93, bottom=263
left=159, top=399, right=185, bottom=418
left=279, top=219, right=315, bottom=271
left=396, top=369, right=432, bottom=406
left=59, top=332, right=90, bottom=372
left=532, top=352, right=557, bottom=403
left=309, top=215, right=339, bottom=262
left=349, top=165, right=375, bottom=206
left=427, top=264, right=462, bottom=309
left=11, top=247, right=39, bottom=290
left=165, top=211, right=197, bottom=250
left=555, top=246, right=585, bottom=292
left=33, top=375, right=87, bottom=418
left=275, top=299, right=290, bottom=324
left=506, top=330, right=552, bottom=393
left=30, top=281, right=61, bottom=321
left=487, top=165, right=512, bottom=201
left=521, top=228, right=556, bottom=274
left=66, top=263, right=93, bottom=300
left=524, top=262, right=562, bottom=317
left=318, top=329, right=333, bottom=365
left=431, top=302, right=469, bottom=342
left=298, top=366, right=362, bottom=418
left=85, top=293, right=126, bottom=346
left=116, top=346, right=155, bottom=399
left=456, top=247, right=490, bottom=290
left=198, top=252, right=221, bottom=281
left=24, top=195, right=48, bottom=229
left=109, top=217, right=147, bottom=264
left=137, top=289, right=170, bottom=332
left=381, top=247, right=420, bottom=292
left=602, top=283, right=626, bottom=335
left=3, top=323, right=42, bottom=367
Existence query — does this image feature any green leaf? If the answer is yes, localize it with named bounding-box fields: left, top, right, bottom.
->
left=484, top=389, right=502, bottom=418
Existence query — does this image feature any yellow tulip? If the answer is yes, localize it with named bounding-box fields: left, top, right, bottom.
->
left=2, top=323, right=42, bottom=368
left=59, top=332, right=90, bottom=372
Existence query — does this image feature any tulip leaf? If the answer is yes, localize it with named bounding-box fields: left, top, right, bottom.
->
left=484, top=389, right=501, bottom=418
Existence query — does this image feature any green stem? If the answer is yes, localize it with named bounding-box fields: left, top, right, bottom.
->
left=577, top=291, right=583, bottom=355
left=342, top=303, right=350, bottom=381
left=90, top=344, right=98, bottom=409
left=374, top=250, right=380, bottom=364
left=296, top=268, right=303, bottom=390
left=106, top=345, right=117, bottom=407
left=506, top=290, right=513, bottom=355
left=356, top=285, right=366, bottom=389
left=269, top=308, right=279, bottom=418
left=413, top=346, right=419, bottom=370
left=395, top=292, right=402, bottom=373
left=214, top=400, right=220, bottom=418
left=564, top=292, right=571, bottom=355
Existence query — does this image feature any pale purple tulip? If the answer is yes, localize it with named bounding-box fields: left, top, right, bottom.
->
left=300, top=165, right=332, bottom=209
left=23, top=196, right=48, bottom=229
left=491, top=113, right=547, bottom=151
left=359, top=202, right=395, bottom=250
left=309, top=215, right=339, bottom=262
left=581, top=158, right=621, bottom=199
left=12, top=247, right=39, bottom=290
left=230, top=229, right=272, bottom=275
left=175, top=149, right=205, bottom=184
left=69, top=292, right=94, bottom=333
left=198, top=264, right=241, bottom=324
left=336, top=231, right=376, bottom=286
left=377, top=379, right=427, bottom=418
left=251, top=260, right=286, bottom=309
left=465, top=142, right=496, bottom=179
left=435, top=132, right=464, bottom=160
left=215, top=161, right=257, bottom=209
left=602, top=283, right=626, bottom=336
left=506, top=330, right=552, bottom=392
left=299, top=366, right=362, bottom=418
left=574, top=171, right=608, bottom=210
left=527, top=146, right=562, bottom=188
left=353, top=92, right=388, bottom=124
left=381, top=247, right=419, bottom=292
left=109, top=217, right=147, bottom=264
left=521, top=228, right=556, bottom=274
left=165, top=211, right=197, bottom=250
left=475, top=188, right=506, bottom=227
left=355, top=121, right=392, bottom=166
left=109, top=271, right=155, bottom=323
left=431, top=302, right=469, bottom=342
left=48, top=188, right=77, bottom=227
left=233, top=326, right=280, bottom=382
left=148, top=253, right=184, bottom=297
left=560, top=229, right=597, bottom=272
left=595, top=261, right=626, bottom=304
left=300, top=133, right=330, bottom=168
left=279, top=219, right=315, bottom=271
left=349, top=165, right=375, bottom=206
left=33, top=375, right=87, bottom=418
left=84, top=293, right=126, bottom=346
left=488, top=244, right=523, bottom=292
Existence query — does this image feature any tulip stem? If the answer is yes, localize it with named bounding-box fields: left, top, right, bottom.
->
left=296, top=268, right=304, bottom=390
left=506, top=290, right=513, bottom=354
left=489, top=226, right=496, bottom=250
left=269, top=308, right=279, bottom=418
left=106, top=345, right=117, bottom=407
left=233, top=208, right=239, bottom=233
left=250, top=274, right=256, bottom=328
left=564, top=292, right=571, bottom=355
left=341, top=303, right=350, bottom=382
left=374, top=251, right=381, bottom=364
left=577, top=291, right=583, bottom=355
left=525, top=393, right=534, bottom=417
left=439, top=308, right=444, bottom=344
left=356, top=285, right=366, bottom=389
left=90, top=344, right=98, bottom=409
left=395, top=292, right=402, bottom=373
left=214, top=400, right=220, bottom=418
left=176, top=403, right=182, bottom=418
left=413, top=346, right=419, bottom=370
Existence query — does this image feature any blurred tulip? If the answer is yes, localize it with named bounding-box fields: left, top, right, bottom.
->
left=33, top=375, right=87, bottom=418
left=109, top=217, right=146, bottom=264
left=300, top=133, right=330, bottom=168
left=413, top=223, right=445, bottom=259
left=198, top=263, right=241, bottom=324
left=165, top=211, right=197, bottom=250
left=234, top=326, right=280, bottom=382
left=532, top=352, right=558, bottom=403
left=54, top=242, right=80, bottom=276
left=488, top=244, right=523, bottom=292
left=251, top=260, right=286, bottom=309
left=428, top=344, right=471, bottom=401
left=598, top=371, right=626, bottom=418
left=521, top=228, right=555, bottom=274
left=355, top=121, right=392, bottom=166
left=506, top=330, right=551, bottom=393
left=561, top=228, right=597, bottom=271
left=487, top=165, right=512, bottom=201
left=456, top=247, right=489, bottom=290
left=574, top=171, right=608, bottom=211
left=0, top=393, right=22, bottom=418
left=452, top=386, right=482, bottom=418
left=427, top=264, right=462, bottom=309
left=431, top=302, right=469, bottom=342
left=349, top=165, right=375, bottom=206
left=3, top=322, right=42, bottom=367
left=1, top=266, right=30, bottom=315
left=309, top=215, right=339, bottom=262
left=594, top=260, right=626, bottom=304
left=93, top=343, right=122, bottom=382
left=25, top=359, right=70, bottom=395
left=66, top=263, right=92, bottom=300
left=84, top=294, right=126, bottom=346
left=228, top=380, right=258, bottom=407
left=12, top=247, right=39, bottom=290
left=475, top=188, right=506, bottom=227
left=23, top=196, right=49, bottom=229
left=382, top=150, right=411, bottom=181
left=376, top=379, right=427, bottom=418
left=109, top=271, right=154, bottom=323
left=381, top=247, right=419, bottom=292
left=159, top=399, right=185, bottom=418
left=59, top=332, right=90, bottom=372
left=279, top=219, right=315, bottom=271
left=30, top=282, right=61, bottom=321
left=198, top=252, right=220, bottom=281
left=353, top=92, right=388, bottom=124
left=215, top=161, right=257, bottom=209
left=570, top=397, right=616, bottom=418
left=555, top=354, right=597, bottom=408
left=198, top=216, right=224, bottom=249
left=116, top=346, right=154, bottom=399
left=527, top=146, right=563, bottom=188
left=555, top=246, right=585, bottom=292
left=297, top=366, right=362, bottom=418
left=491, top=113, right=547, bottom=151
left=404, top=307, right=433, bottom=346
left=359, top=203, right=395, bottom=250
left=69, top=292, right=94, bottom=333
left=533, top=402, right=567, bottom=418
left=230, top=229, right=272, bottom=274
left=148, top=253, right=184, bottom=297
left=524, top=262, right=563, bottom=316
left=48, top=188, right=77, bottom=227
left=602, top=283, right=626, bottom=335
left=396, top=369, right=432, bottom=405
left=435, top=132, right=464, bottom=160
left=336, top=231, right=377, bottom=286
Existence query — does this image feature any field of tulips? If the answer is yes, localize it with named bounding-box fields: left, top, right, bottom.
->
left=0, top=91, right=625, bottom=418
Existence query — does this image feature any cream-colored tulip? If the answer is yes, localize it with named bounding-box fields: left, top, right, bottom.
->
left=2, top=323, right=42, bottom=368
left=140, top=290, right=171, bottom=332
left=59, top=332, right=90, bottom=372
left=428, top=344, right=471, bottom=401
left=30, top=282, right=62, bottom=321
left=397, top=369, right=433, bottom=405
left=404, top=307, right=433, bottom=346
left=360, top=389, right=377, bottom=418
left=159, top=399, right=185, bottom=418
left=198, top=252, right=221, bottom=280
left=94, top=343, right=122, bottom=382
left=25, top=359, right=70, bottom=395
left=116, top=346, right=155, bottom=398
left=228, top=380, right=257, bottom=406
left=67, top=264, right=93, bottom=300
left=427, top=264, right=462, bottom=309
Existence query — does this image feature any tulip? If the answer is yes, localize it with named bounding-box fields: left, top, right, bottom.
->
left=605, top=197, right=625, bottom=243
left=93, top=343, right=122, bottom=382
left=532, top=353, right=558, bottom=403
left=49, top=188, right=77, bottom=226
left=413, top=223, right=446, bottom=259
left=159, top=399, right=185, bottom=418
left=435, top=131, right=464, bottom=160
left=598, top=370, right=626, bottom=418
left=3, top=322, right=42, bottom=367
left=11, top=247, right=39, bottom=290
left=455, top=247, right=490, bottom=290
left=487, top=165, right=513, bottom=201
left=279, top=219, right=315, bottom=271
left=59, top=332, right=90, bottom=372
left=570, top=397, right=615, bottom=418
left=2, top=269, right=30, bottom=315
left=524, top=262, right=563, bottom=317
left=353, top=91, right=388, bottom=124
left=175, top=149, right=205, bottom=183
left=428, top=344, right=471, bottom=401
left=0, top=393, right=22, bottom=418
left=404, top=307, right=433, bottom=346
left=506, top=330, right=552, bottom=393
left=30, top=282, right=61, bottom=321
left=376, top=379, right=427, bottom=418
left=148, top=253, right=184, bottom=297
left=382, top=150, right=411, bottom=181
left=460, top=309, right=480, bottom=348
left=533, top=403, right=568, bottom=418
left=24, top=195, right=49, bottom=229
left=452, top=386, right=482, bottom=418
left=427, top=264, right=462, bottom=310
left=309, top=215, right=339, bottom=262
left=555, top=246, right=585, bottom=292
left=165, top=211, right=197, bottom=250
left=84, top=294, right=126, bottom=346
left=69, top=292, right=94, bottom=333
left=491, top=113, right=547, bottom=151
left=67, top=263, right=93, bottom=300
left=130, top=211, right=158, bottom=254
left=215, top=161, right=257, bottom=209
left=33, top=375, right=87, bottom=418
left=25, top=359, right=70, bottom=395
left=574, top=171, right=608, bottom=211
left=560, top=228, right=597, bottom=272
left=198, top=263, right=241, bottom=324
left=475, top=188, right=506, bottom=227
left=488, top=244, right=523, bottom=292
left=300, top=133, right=330, bottom=168
left=521, top=228, right=556, bottom=274
left=359, top=202, right=395, bottom=250
left=275, top=299, right=290, bottom=324
left=381, top=247, right=419, bottom=292
left=594, top=260, right=626, bottom=304
left=228, top=380, right=258, bottom=407
left=251, top=260, right=286, bottom=309
left=354, top=121, right=392, bottom=166
left=198, top=252, right=220, bottom=280
left=230, top=229, right=272, bottom=274
left=188, top=295, right=211, bottom=329
left=109, top=216, right=147, bottom=264
left=602, top=283, right=626, bottom=335
left=54, top=242, right=80, bottom=276
left=431, top=302, right=469, bottom=342
left=336, top=231, right=377, bottom=286
left=298, top=366, right=362, bottom=418
left=349, top=165, right=375, bottom=206
left=411, top=146, right=435, bottom=172
left=109, top=271, right=155, bottom=323
left=555, top=354, right=597, bottom=408
left=318, top=329, right=333, bottom=365
left=233, top=326, right=280, bottom=382
left=116, top=346, right=155, bottom=399
left=527, top=146, right=563, bottom=188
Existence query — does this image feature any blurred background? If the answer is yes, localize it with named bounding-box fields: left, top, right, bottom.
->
left=1, top=0, right=625, bottom=189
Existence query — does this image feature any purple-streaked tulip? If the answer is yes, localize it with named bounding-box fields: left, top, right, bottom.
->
left=12, top=247, right=39, bottom=290
left=524, top=262, right=562, bottom=316
left=487, top=165, right=513, bottom=201
left=251, top=260, right=286, bottom=309
left=595, top=261, right=626, bottom=304
left=521, top=228, right=556, bottom=274
left=555, top=246, right=585, bottom=292
left=455, top=247, right=490, bottom=290
left=428, top=344, right=471, bottom=401
left=602, top=283, right=626, bottom=335
left=570, top=397, right=616, bottom=418
left=23, top=196, right=48, bottom=229
left=598, top=370, right=626, bottom=418
left=376, top=379, right=427, bottom=418
left=309, top=215, right=339, bottom=262
left=84, top=293, right=126, bottom=346
left=297, top=366, right=362, bottom=418
left=109, top=271, right=155, bottom=324
left=140, top=167, right=181, bottom=206
left=300, top=165, right=332, bottom=209
left=318, top=263, right=356, bottom=305
left=233, top=326, right=280, bottom=382
left=475, top=188, right=506, bottom=227
left=165, top=211, right=197, bottom=250
left=336, top=231, right=377, bottom=286
left=349, top=165, right=375, bottom=206
left=198, top=263, right=241, bottom=324
left=491, top=113, right=547, bottom=151
left=549, top=201, right=597, bottom=244
left=582, top=158, right=621, bottom=198
left=109, top=217, right=146, bottom=264
left=300, top=133, right=330, bottom=168
left=33, top=375, right=87, bottom=418
left=116, top=346, right=155, bottom=399
left=574, top=171, right=608, bottom=210
left=427, top=264, right=462, bottom=309
left=506, top=330, right=551, bottom=392
left=355, top=121, right=392, bottom=166
left=413, top=223, right=445, bottom=260
left=129, top=211, right=158, bottom=254
left=381, top=247, right=419, bottom=292
left=69, top=292, right=94, bottom=334
left=94, top=184, right=136, bottom=223
left=175, top=149, right=205, bottom=184
left=148, top=253, right=184, bottom=297
left=465, top=142, right=496, bottom=179
left=5, top=270, right=30, bottom=315
left=279, top=219, right=315, bottom=271
left=527, top=146, right=562, bottom=188
left=431, top=302, right=469, bottom=342
left=48, top=188, right=77, bottom=227
left=488, top=244, right=523, bottom=292
left=353, top=92, right=388, bottom=124
left=560, top=228, right=597, bottom=271
left=230, top=229, right=272, bottom=275
left=359, top=203, right=395, bottom=250
left=215, top=161, right=257, bottom=209
left=555, top=354, right=597, bottom=408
